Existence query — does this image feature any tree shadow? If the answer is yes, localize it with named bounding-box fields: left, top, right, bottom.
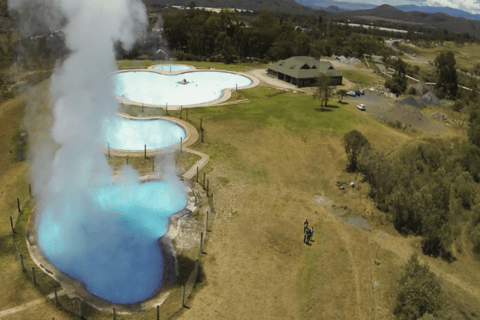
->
left=314, top=108, right=332, bottom=112
left=325, top=104, right=339, bottom=109
left=338, top=101, right=348, bottom=105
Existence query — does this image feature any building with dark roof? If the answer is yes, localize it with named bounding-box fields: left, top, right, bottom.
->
left=267, top=56, right=343, bottom=87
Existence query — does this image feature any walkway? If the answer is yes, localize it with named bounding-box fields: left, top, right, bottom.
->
left=0, top=290, right=66, bottom=318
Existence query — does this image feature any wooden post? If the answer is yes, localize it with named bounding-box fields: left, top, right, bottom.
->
left=180, top=106, right=182, bottom=119
left=236, top=83, right=238, bottom=91
left=152, top=159, right=155, bottom=172
left=157, top=305, right=159, bottom=320
left=196, top=167, right=199, bottom=183
left=182, top=285, right=186, bottom=307
left=29, top=184, right=32, bottom=198
left=201, top=128, right=204, bottom=143
left=10, top=216, right=14, bottom=234
left=206, top=210, right=209, bottom=232
left=144, top=144, right=147, bottom=159
left=78, top=299, right=82, bottom=318
left=108, top=142, right=110, bottom=158
left=17, top=198, right=20, bottom=213
left=206, top=179, right=209, bottom=197
left=20, top=254, right=25, bottom=272
left=126, top=157, right=129, bottom=165
left=54, top=286, right=58, bottom=306
left=32, top=267, right=36, bottom=285
left=113, top=308, right=116, bottom=320
left=200, top=232, right=204, bottom=254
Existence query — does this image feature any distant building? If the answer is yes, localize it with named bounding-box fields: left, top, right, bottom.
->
left=267, top=56, right=343, bottom=87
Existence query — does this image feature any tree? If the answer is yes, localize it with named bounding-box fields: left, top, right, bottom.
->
left=337, top=89, right=347, bottom=102
left=435, top=51, right=458, bottom=99
left=394, top=254, right=444, bottom=320
left=313, top=74, right=335, bottom=110
left=344, top=130, right=369, bottom=171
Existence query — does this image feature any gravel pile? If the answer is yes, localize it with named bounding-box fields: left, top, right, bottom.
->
left=418, top=91, right=442, bottom=106
left=333, top=55, right=360, bottom=65
left=413, top=82, right=430, bottom=96
left=382, top=103, right=431, bottom=128
left=398, top=96, right=421, bottom=108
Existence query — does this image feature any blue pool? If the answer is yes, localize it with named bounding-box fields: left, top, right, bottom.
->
left=152, top=64, right=191, bottom=72
left=37, top=181, right=187, bottom=304
left=114, top=71, right=252, bottom=106
left=105, top=118, right=185, bottom=150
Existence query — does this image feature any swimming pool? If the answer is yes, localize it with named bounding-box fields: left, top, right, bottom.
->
left=105, top=118, right=185, bottom=151
left=152, top=64, right=192, bottom=72
left=37, top=181, right=187, bottom=304
left=113, top=71, right=252, bottom=106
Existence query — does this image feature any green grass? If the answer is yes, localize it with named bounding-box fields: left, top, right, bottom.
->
left=190, top=86, right=371, bottom=135
left=120, top=103, right=165, bottom=117
left=116, top=60, right=268, bottom=72
left=342, top=70, right=376, bottom=88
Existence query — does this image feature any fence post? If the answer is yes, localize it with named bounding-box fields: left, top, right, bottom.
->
left=157, top=305, right=159, bottom=320
left=180, top=106, right=182, bottom=119
left=126, top=157, right=129, bottom=165
left=206, top=179, right=209, bottom=197
left=20, top=254, right=25, bottom=272
left=113, top=308, right=116, bottom=320
left=32, top=267, right=36, bottom=285
left=196, top=166, right=199, bottom=183
left=203, top=173, right=206, bottom=190
left=54, top=286, right=58, bottom=306
left=144, top=144, right=147, bottom=159
left=108, top=142, right=111, bottom=158
left=78, top=299, right=82, bottom=318
left=152, top=159, right=155, bottom=172
left=200, top=232, right=204, bottom=254
left=29, top=184, right=32, bottom=198
left=182, top=285, right=186, bottom=308
left=17, top=198, right=21, bottom=213
left=10, top=216, right=15, bottom=234
left=206, top=210, right=209, bottom=232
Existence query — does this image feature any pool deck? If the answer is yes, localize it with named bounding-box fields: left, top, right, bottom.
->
left=114, top=68, right=260, bottom=110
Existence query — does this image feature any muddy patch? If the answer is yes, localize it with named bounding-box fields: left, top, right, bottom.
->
left=330, top=205, right=370, bottom=231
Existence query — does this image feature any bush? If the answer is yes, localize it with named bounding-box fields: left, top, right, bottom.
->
left=394, top=254, right=444, bottom=320
left=408, top=87, right=417, bottom=95
left=385, top=78, right=406, bottom=94
left=452, top=100, right=464, bottom=112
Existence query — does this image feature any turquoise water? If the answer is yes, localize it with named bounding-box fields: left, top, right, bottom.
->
left=105, top=118, right=185, bottom=150
left=152, top=64, right=191, bottom=72
left=114, top=71, right=252, bottom=106
left=37, top=181, right=187, bottom=304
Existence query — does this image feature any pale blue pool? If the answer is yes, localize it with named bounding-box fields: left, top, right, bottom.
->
left=114, top=71, right=252, bottom=106
left=104, top=118, right=185, bottom=150
left=152, top=64, right=191, bottom=72
left=37, top=181, right=187, bottom=304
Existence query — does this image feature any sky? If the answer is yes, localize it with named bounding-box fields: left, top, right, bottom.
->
left=341, top=0, right=480, bottom=14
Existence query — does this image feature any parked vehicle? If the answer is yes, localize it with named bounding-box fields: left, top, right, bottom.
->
left=347, top=91, right=357, bottom=97
left=357, top=104, right=366, bottom=111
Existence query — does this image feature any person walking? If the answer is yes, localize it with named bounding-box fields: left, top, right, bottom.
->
left=304, top=227, right=309, bottom=245
left=304, top=219, right=308, bottom=231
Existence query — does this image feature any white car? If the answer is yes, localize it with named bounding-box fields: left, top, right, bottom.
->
left=357, top=104, right=366, bottom=111
left=347, top=91, right=357, bottom=97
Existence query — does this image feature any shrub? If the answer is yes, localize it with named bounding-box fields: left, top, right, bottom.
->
left=408, top=87, right=417, bottom=95
left=394, top=254, right=444, bottom=320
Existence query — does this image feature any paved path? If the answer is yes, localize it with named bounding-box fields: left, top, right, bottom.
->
left=0, top=290, right=66, bottom=318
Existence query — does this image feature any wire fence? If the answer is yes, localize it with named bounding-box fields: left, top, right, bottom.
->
left=9, top=167, right=213, bottom=319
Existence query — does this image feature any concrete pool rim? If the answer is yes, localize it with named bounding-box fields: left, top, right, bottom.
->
left=148, top=64, right=195, bottom=74
left=105, top=115, right=195, bottom=157
left=26, top=180, right=199, bottom=313
left=114, top=68, right=260, bottom=109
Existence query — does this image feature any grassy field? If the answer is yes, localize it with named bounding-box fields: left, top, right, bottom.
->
left=341, top=70, right=378, bottom=89
left=1, top=61, right=480, bottom=319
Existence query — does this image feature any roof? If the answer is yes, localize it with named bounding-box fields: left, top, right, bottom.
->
left=268, top=56, right=343, bottom=79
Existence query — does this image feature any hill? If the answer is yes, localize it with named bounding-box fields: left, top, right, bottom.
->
left=142, top=0, right=314, bottom=14
left=334, top=4, right=480, bottom=40
left=395, top=4, right=480, bottom=21
left=295, top=0, right=374, bottom=11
